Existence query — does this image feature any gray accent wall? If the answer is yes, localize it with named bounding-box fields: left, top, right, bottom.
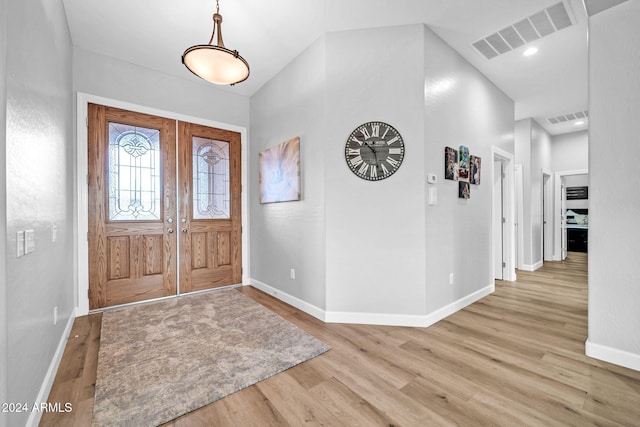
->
left=250, top=24, right=514, bottom=320
left=4, top=1, right=74, bottom=426
left=589, top=1, right=640, bottom=360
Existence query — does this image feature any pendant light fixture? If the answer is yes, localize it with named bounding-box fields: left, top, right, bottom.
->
left=182, top=0, right=250, bottom=85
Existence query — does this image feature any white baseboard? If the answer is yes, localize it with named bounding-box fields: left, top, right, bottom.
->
left=250, top=278, right=494, bottom=328
left=26, top=308, right=77, bottom=427
left=249, top=279, right=326, bottom=322
left=521, top=260, right=543, bottom=271
left=324, top=283, right=494, bottom=327
left=420, top=283, right=495, bottom=327
left=585, top=339, right=640, bottom=372
left=325, top=310, right=433, bottom=327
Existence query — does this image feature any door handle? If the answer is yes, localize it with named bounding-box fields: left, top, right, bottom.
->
left=168, top=229, right=174, bottom=234
left=167, top=218, right=174, bottom=224
left=181, top=228, right=188, bottom=234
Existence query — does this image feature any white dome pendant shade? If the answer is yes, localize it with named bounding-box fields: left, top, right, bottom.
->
left=182, top=0, right=249, bottom=86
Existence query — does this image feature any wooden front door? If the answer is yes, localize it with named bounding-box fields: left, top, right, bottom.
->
left=88, top=104, right=242, bottom=309
left=178, top=121, right=242, bottom=293
left=88, top=104, right=177, bottom=309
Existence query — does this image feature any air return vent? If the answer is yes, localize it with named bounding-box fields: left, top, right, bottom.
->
left=547, top=110, right=588, bottom=125
left=472, top=1, right=574, bottom=60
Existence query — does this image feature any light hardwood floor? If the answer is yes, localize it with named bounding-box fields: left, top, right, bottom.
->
left=41, top=252, right=640, bottom=426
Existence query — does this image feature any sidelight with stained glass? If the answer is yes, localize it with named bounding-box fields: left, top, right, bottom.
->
left=108, top=123, right=161, bottom=221
left=192, top=137, right=230, bottom=219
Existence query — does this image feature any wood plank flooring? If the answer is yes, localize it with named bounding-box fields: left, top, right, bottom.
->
left=41, top=252, right=640, bottom=426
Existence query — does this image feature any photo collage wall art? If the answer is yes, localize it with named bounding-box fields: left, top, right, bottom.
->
left=444, top=146, right=481, bottom=199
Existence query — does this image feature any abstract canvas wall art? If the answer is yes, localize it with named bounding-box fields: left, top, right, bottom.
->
left=259, top=136, right=301, bottom=204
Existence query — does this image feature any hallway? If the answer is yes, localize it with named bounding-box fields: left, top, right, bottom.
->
left=42, top=252, right=640, bottom=426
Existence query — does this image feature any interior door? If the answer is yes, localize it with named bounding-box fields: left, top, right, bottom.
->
left=561, top=183, right=567, bottom=260
left=493, top=159, right=504, bottom=280
left=178, top=121, right=242, bottom=293
left=88, top=104, right=177, bottom=309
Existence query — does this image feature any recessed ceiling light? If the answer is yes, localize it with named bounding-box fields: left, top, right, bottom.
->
left=523, top=47, right=538, bottom=56
left=574, top=120, right=585, bottom=126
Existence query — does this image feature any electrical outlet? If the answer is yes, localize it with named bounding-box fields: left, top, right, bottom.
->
left=290, top=268, right=296, bottom=280
left=53, top=306, right=58, bottom=325
left=449, top=273, right=455, bottom=285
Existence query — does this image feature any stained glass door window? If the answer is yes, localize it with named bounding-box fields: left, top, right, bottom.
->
left=108, top=122, right=161, bottom=221
left=192, top=136, right=230, bottom=219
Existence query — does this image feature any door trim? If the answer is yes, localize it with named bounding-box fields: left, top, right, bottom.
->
left=515, top=164, right=524, bottom=270
left=76, top=93, right=249, bottom=315
left=542, top=169, right=554, bottom=262
left=492, top=147, right=516, bottom=282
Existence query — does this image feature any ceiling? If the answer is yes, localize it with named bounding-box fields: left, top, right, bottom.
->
left=62, top=0, right=601, bottom=136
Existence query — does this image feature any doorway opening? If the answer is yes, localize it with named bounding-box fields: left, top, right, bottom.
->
left=492, top=147, right=516, bottom=282
left=515, top=164, right=524, bottom=270
left=553, top=169, right=589, bottom=261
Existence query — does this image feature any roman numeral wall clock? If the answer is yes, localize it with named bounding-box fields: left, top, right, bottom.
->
left=344, top=121, right=405, bottom=181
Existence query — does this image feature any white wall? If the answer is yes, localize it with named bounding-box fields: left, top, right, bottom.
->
left=531, top=120, right=552, bottom=264
left=325, top=25, right=427, bottom=317
left=422, top=25, right=514, bottom=313
left=74, top=48, right=250, bottom=129
left=249, top=23, right=514, bottom=324
left=249, top=37, right=327, bottom=310
left=4, top=1, right=74, bottom=426
left=515, top=119, right=533, bottom=266
left=515, top=118, right=551, bottom=269
left=0, top=0, right=9, bottom=420
left=587, top=1, right=640, bottom=370
left=563, top=174, right=589, bottom=211
left=552, top=131, right=589, bottom=210
left=551, top=130, right=588, bottom=172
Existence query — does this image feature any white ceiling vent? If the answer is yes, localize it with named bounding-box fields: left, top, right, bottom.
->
left=547, top=110, right=588, bottom=124
left=472, top=2, right=574, bottom=60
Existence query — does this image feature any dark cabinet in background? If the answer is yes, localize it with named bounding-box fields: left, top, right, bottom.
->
left=567, top=228, right=588, bottom=252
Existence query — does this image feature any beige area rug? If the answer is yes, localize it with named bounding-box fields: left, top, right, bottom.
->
left=92, top=289, right=330, bottom=426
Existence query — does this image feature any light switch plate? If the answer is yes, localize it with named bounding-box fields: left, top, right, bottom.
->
left=25, top=230, right=35, bottom=254
left=16, top=231, right=25, bottom=257
left=428, top=187, right=438, bottom=205
left=427, top=173, right=438, bottom=184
